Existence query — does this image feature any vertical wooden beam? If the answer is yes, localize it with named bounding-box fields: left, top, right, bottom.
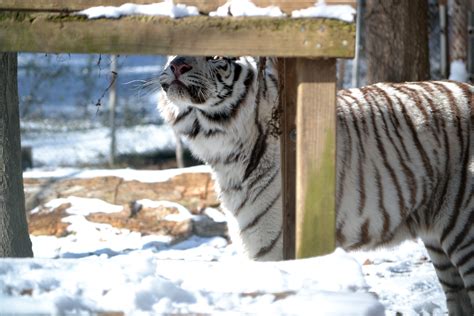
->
left=295, top=58, right=337, bottom=258
left=278, top=58, right=297, bottom=260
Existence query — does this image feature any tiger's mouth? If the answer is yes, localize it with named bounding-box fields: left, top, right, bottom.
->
left=164, top=79, right=207, bottom=105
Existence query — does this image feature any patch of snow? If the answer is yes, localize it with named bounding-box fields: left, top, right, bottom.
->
left=350, top=240, right=447, bottom=315
left=136, top=199, right=193, bottom=221
left=12, top=167, right=450, bottom=314
left=203, top=207, right=227, bottom=222
left=24, top=165, right=212, bottom=183
left=30, top=196, right=122, bottom=215
left=292, top=0, right=356, bottom=23
left=449, top=60, right=469, bottom=82
left=78, top=0, right=199, bottom=19
left=210, top=0, right=285, bottom=17
left=0, top=250, right=383, bottom=315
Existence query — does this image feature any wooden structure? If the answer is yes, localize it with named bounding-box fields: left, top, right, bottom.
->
left=0, top=0, right=355, bottom=259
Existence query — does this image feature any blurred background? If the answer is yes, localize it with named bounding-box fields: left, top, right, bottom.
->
left=17, top=0, right=468, bottom=171
left=18, top=54, right=200, bottom=170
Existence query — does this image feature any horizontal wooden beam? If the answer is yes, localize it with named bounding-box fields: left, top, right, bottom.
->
left=0, top=1, right=356, bottom=14
left=0, top=13, right=355, bottom=57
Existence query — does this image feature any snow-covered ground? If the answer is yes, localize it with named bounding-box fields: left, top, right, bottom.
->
left=0, top=167, right=447, bottom=315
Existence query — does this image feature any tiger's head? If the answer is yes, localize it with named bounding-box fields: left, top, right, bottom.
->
left=159, top=56, right=253, bottom=109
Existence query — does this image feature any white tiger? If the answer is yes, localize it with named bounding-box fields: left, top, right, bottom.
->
left=158, top=56, right=474, bottom=315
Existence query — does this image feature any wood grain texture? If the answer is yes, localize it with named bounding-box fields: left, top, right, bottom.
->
left=0, top=13, right=355, bottom=57
left=0, top=0, right=356, bottom=13
left=295, top=58, right=336, bottom=258
left=278, top=58, right=297, bottom=260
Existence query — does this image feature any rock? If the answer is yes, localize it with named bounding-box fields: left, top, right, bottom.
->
left=24, top=172, right=219, bottom=213
left=192, top=215, right=228, bottom=238
left=86, top=201, right=193, bottom=240
left=28, top=202, right=71, bottom=237
left=25, top=171, right=227, bottom=240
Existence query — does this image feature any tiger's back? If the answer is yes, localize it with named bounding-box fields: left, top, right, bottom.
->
left=336, top=81, right=473, bottom=249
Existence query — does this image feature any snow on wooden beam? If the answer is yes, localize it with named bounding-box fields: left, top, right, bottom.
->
left=0, top=1, right=357, bottom=14
left=0, top=13, right=355, bottom=57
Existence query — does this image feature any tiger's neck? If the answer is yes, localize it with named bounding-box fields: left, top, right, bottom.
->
left=182, top=96, right=283, bottom=260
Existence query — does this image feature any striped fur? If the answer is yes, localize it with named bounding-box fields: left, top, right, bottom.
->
left=158, top=56, right=474, bottom=315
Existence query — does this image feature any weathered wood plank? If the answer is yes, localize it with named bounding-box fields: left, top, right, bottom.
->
left=295, top=58, right=336, bottom=258
left=278, top=58, right=297, bottom=260
left=0, top=1, right=356, bottom=14
left=0, top=13, right=355, bottom=57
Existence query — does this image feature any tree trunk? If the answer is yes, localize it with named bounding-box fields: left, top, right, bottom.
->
left=0, top=53, right=33, bottom=258
left=365, top=0, right=430, bottom=83
left=449, top=0, right=469, bottom=61
left=448, top=0, right=469, bottom=81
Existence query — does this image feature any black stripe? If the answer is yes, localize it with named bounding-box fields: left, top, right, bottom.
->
left=255, top=228, right=282, bottom=258
left=335, top=98, right=352, bottom=208
left=371, top=85, right=412, bottom=162
left=340, top=94, right=366, bottom=157
left=242, top=191, right=281, bottom=232
left=338, top=95, right=366, bottom=216
left=221, top=183, right=243, bottom=192
left=445, top=207, right=474, bottom=256
left=395, top=85, right=442, bottom=147
left=395, top=95, right=434, bottom=179
left=173, top=107, right=192, bottom=125
left=344, top=93, right=370, bottom=136
left=424, top=244, right=445, bottom=255
left=234, top=165, right=274, bottom=216
left=454, top=249, right=474, bottom=268
left=223, top=153, right=241, bottom=165
left=464, top=265, right=474, bottom=276
left=199, top=70, right=254, bottom=123
left=432, top=82, right=465, bottom=160
left=457, top=236, right=474, bottom=253
left=432, top=262, right=454, bottom=272
left=184, top=119, right=201, bottom=138
left=363, top=88, right=407, bottom=217
left=268, top=73, right=278, bottom=89
left=204, top=129, right=225, bottom=137
left=370, top=88, right=417, bottom=208
left=250, top=167, right=280, bottom=204
left=233, top=63, right=242, bottom=83
left=438, top=278, right=465, bottom=291
left=374, top=164, right=391, bottom=240
left=416, top=82, right=443, bottom=134
left=243, top=124, right=267, bottom=182
left=431, top=126, right=451, bottom=220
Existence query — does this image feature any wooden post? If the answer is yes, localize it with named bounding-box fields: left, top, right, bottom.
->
left=295, top=58, right=337, bottom=258
left=278, top=58, right=297, bottom=260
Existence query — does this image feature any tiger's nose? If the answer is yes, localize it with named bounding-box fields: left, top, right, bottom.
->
left=170, top=59, right=192, bottom=78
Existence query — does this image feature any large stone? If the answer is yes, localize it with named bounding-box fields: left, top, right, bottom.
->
left=28, top=200, right=194, bottom=241
left=24, top=172, right=219, bottom=214
left=28, top=202, right=71, bottom=237
left=86, top=201, right=193, bottom=240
